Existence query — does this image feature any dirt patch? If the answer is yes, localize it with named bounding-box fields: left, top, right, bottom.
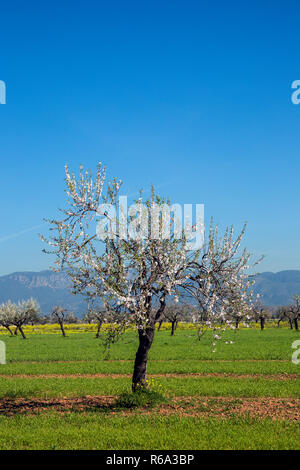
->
left=0, top=396, right=299, bottom=421
left=159, top=396, right=300, bottom=421
left=161, top=373, right=299, bottom=380
left=0, top=396, right=115, bottom=415
left=0, top=373, right=129, bottom=379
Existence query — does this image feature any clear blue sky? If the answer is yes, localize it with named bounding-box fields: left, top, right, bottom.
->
left=0, top=0, right=300, bottom=275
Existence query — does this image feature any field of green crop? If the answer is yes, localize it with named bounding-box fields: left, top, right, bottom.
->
left=0, top=327, right=299, bottom=450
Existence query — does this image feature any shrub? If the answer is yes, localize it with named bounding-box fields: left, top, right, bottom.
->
left=115, top=389, right=165, bottom=409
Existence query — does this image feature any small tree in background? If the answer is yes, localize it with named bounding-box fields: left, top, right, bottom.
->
left=163, top=303, right=186, bottom=336
left=229, top=310, right=244, bottom=330
left=5, top=299, right=40, bottom=339
left=0, top=301, right=16, bottom=336
left=252, top=298, right=271, bottom=330
left=37, top=314, right=52, bottom=325
left=276, top=298, right=300, bottom=330
left=275, top=306, right=289, bottom=328
left=83, top=312, right=94, bottom=324
left=287, top=295, right=300, bottom=331
left=85, top=305, right=106, bottom=338
left=51, top=306, right=68, bottom=337
left=51, top=307, right=78, bottom=335
left=65, top=312, right=78, bottom=324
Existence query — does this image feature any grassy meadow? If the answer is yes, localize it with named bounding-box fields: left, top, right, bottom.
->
left=0, top=325, right=299, bottom=450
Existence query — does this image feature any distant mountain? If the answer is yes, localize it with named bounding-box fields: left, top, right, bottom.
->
left=0, top=269, right=299, bottom=316
left=252, top=270, right=300, bottom=306
left=0, top=270, right=86, bottom=317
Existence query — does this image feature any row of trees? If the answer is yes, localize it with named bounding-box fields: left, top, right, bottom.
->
left=275, top=295, right=300, bottom=330
left=0, top=299, right=40, bottom=339
left=244, top=295, right=300, bottom=331
left=1, top=295, right=298, bottom=341
left=0, top=301, right=78, bottom=338
left=157, top=299, right=300, bottom=333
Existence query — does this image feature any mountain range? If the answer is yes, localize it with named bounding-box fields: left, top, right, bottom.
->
left=0, top=269, right=300, bottom=317
left=0, top=270, right=86, bottom=317
left=252, top=270, right=300, bottom=308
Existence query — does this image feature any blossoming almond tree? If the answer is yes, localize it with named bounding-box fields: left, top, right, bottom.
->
left=42, top=163, right=260, bottom=390
left=41, top=163, right=198, bottom=389
left=287, top=295, right=300, bottom=331
left=252, top=298, right=271, bottom=330
left=0, top=299, right=40, bottom=339
left=0, top=301, right=16, bottom=336
left=163, top=303, right=188, bottom=336
left=84, top=302, right=109, bottom=338
left=51, top=306, right=68, bottom=337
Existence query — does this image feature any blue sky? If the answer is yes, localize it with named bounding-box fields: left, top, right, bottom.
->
left=0, top=0, right=300, bottom=275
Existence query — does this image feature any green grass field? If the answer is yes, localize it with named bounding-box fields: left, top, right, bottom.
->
left=0, top=327, right=299, bottom=450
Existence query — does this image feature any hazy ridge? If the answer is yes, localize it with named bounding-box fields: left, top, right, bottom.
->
left=1, top=269, right=300, bottom=317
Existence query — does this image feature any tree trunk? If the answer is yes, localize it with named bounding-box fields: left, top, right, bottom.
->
left=171, top=321, right=176, bottom=336
left=59, top=322, right=66, bottom=337
left=132, top=327, right=155, bottom=391
left=294, top=318, right=299, bottom=331
left=289, top=319, right=293, bottom=329
left=235, top=319, right=239, bottom=329
left=96, top=321, right=102, bottom=338
left=14, top=327, right=18, bottom=336
left=157, top=321, right=163, bottom=331
left=260, top=317, right=265, bottom=330
left=5, top=326, right=13, bottom=336
left=18, top=325, right=26, bottom=339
